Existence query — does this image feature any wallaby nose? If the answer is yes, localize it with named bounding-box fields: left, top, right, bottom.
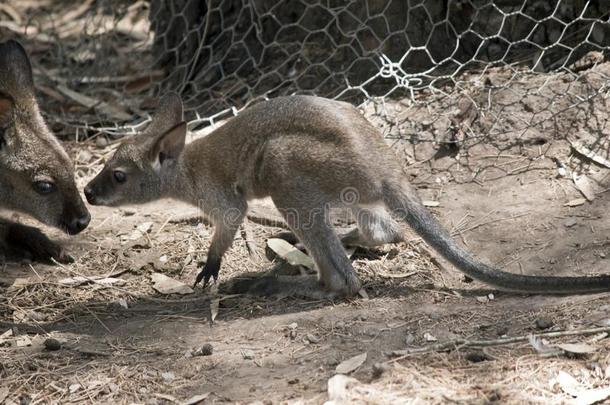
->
left=84, top=185, right=95, bottom=204
left=68, top=212, right=91, bottom=234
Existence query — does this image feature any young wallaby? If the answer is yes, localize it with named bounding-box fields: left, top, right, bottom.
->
left=85, top=93, right=610, bottom=297
left=0, top=40, right=90, bottom=263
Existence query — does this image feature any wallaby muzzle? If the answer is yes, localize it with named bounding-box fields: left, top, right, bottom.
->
left=84, top=171, right=111, bottom=206
left=61, top=201, right=91, bottom=235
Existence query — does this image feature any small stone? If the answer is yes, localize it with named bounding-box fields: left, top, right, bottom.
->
left=564, top=218, right=577, bottom=228
left=287, top=378, right=299, bottom=385
left=242, top=349, right=255, bottom=360
left=161, top=372, right=175, bottom=383
left=69, top=384, right=81, bottom=393
left=77, top=149, right=93, bottom=163
left=305, top=334, right=320, bottom=344
left=465, top=351, right=492, bottom=362
left=95, top=136, right=109, bottom=148
left=122, top=208, right=136, bottom=216
left=405, top=333, right=415, bottom=345
left=43, top=338, right=61, bottom=351
left=288, top=322, right=298, bottom=330
left=600, top=252, right=606, bottom=259
left=335, top=321, right=346, bottom=329
left=196, top=343, right=213, bottom=356
left=289, top=330, right=297, bottom=340
left=535, top=317, right=554, bottom=330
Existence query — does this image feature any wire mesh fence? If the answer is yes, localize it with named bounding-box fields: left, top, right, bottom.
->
left=1, top=0, right=609, bottom=150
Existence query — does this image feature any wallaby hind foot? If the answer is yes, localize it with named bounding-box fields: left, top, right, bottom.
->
left=274, top=194, right=362, bottom=296
left=0, top=221, right=73, bottom=264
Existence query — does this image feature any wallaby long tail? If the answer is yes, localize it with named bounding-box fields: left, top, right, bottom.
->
left=383, top=181, right=610, bottom=293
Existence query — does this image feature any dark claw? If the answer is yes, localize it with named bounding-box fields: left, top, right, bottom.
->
left=193, top=258, right=221, bottom=288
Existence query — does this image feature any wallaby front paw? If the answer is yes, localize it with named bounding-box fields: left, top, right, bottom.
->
left=6, top=223, right=73, bottom=264
left=194, top=258, right=221, bottom=288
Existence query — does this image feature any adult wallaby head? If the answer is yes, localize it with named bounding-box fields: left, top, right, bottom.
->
left=84, top=93, right=187, bottom=206
left=0, top=40, right=90, bottom=235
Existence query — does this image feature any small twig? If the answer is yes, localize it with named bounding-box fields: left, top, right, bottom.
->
left=451, top=212, right=529, bottom=236
left=154, top=215, right=173, bottom=237
left=240, top=223, right=261, bottom=259
left=246, top=213, right=289, bottom=229
left=27, top=264, right=43, bottom=281
left=84, top=306, right=112, bottom=333
left=387, top=325, right=610, bottom=362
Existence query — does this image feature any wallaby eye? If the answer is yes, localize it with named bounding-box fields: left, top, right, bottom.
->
left=113, top=170, right=127, bottom=183
left=33, top=181, right=56, bottom=195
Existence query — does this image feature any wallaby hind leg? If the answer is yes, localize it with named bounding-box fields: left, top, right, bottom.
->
left=341, top=205, right=403, bottom=248
left=272, top=195, right=361, bottom=296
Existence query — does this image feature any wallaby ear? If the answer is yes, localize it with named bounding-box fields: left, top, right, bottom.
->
left=145, top=92, right=184, bottom=137
left=0, top=96, right=13, bottom=127
left=158, top=92, right=183, bottom=122
left=149, top=121, right=187, bottom=168
left=0, top=96, right=13, bottom=149
left=0, top=40, right=34, bottom=91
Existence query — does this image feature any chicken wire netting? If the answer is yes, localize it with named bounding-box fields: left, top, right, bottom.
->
left=1, top=0, right=609, bottom=150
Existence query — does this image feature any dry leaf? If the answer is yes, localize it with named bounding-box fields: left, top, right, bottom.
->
left=573, top=387, right=610, bottom=405
left=335, top=352, right=367, bottom=374
left=573, top=173, right=597, bottom=201
left=556, top=371, right=581, bottom=397
left=556, top=343, right=597, bottom=354
left=326, top=374, right=360, bottom=404
left=210, top=298, right=219, bottom=323
left=0, top=387, right=8, bottom=403
left=378, top=271, right=417, bottom=279
left=423, top=200, right=440, bottom=207
left=151, top=273, right=193, bottom=295
left=267, top=238, right=315, bottom=269
left=183, top=392, right=210, bottom=405
left=15, top=335, right=32, bottom=347
left=571, top=141, right=610, bottom=169
left=124, top=221, right=154, bottom=241
left=0, top=329, right=13, bottom=344
left=565, top=198, right=587, bottom=207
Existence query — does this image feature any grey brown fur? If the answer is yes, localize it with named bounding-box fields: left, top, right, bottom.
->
left=86, top=93, right=610, bottom=296
left=0, top=40, right=90, bottom=263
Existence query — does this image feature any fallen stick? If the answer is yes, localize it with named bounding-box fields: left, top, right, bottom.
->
left=387, top=325, right=610, bottom=361
left=246, top=213, right=289, bottom=229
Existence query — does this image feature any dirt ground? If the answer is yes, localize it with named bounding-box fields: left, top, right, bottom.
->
left=3, top=62, right=610, bottom=404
